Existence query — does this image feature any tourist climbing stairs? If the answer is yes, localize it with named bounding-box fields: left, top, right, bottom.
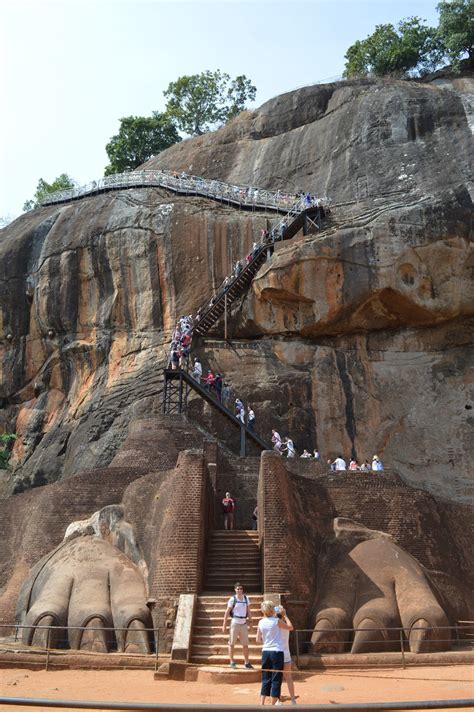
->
left=190, top=530, right=262, bottom=665
left=162, top=369, right=271, bottom=454
left=192, top=204, right=325, bottom=338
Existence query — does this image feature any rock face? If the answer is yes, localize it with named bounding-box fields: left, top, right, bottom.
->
left=0, top=76, right=473, bottom=503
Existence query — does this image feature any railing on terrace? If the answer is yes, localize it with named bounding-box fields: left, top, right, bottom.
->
left=1, top=621, right=472, bottom=672
left=39, top=169, right=331, bottom=219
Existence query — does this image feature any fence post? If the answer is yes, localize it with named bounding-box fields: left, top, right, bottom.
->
left=45, top=627, right=51, bottom=672
left=154, top=626, right=159, bottom=672
left=295, top=629, right=300, bottom=670
left=399, top=629, right=406, bottom=670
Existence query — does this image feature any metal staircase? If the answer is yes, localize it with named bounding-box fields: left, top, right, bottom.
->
left=192, top=204, right=325, bottom=337
left=162, top=369, right=270, bottom=455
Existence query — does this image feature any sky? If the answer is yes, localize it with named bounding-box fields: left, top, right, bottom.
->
left=0, top=0, right=440, bottom=222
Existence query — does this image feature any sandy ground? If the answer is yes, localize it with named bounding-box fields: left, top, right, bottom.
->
left=1, top=665, right=473, bottom=710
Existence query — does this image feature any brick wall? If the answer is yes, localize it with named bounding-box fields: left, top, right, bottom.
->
left=259, top=457, right=474, bottom=632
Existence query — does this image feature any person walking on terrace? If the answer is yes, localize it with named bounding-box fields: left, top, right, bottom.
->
left=222, top=492, right=236, bottom=530
left=333, top=455, right=347, bottom=471
left=222, top=582, right=254, bottom=669
left=256, top=601, right=293, bottom=706
left=372, top=454, right=384, bottom=471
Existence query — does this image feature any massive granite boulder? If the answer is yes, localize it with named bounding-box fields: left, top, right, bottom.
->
left=0, top=76, right=472, bottom=503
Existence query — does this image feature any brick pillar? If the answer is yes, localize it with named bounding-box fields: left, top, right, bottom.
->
left=258, top=451, right=293, bottom=593
left=152, top=450, right=207, bottom=597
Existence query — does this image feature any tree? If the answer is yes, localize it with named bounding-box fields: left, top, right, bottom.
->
left=437, top=0, right=474, bottom=70
left=164, top=70, right=256, bottom=136
left=23, top=173, right=76, bottom=211
left=344, top=17, right=441, bottom=78
left=104, top=112, right=181, bottom=176
left=0, top=434, right=16, bottom=470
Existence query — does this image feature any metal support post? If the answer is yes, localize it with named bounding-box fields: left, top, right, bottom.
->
left=303, top=212, right=308, bottom=236
left=400, top=629, right=406, bottom=669
left=178, top=374, right=183, bottom=413
left=45, top=627, right=51, bottom=672
left=240, top=424, right=246, bottom=457
left=224, top=292, right=228, bottom=341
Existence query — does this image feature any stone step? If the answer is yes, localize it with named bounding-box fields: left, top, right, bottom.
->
left=203, top=586, right=262, bottom=593
left=192, top=643, right=261, bottom=656
left=194, top=619, right=257, bottom=627
left=191, top=653, right=261, bottom=665
left=210, top=532, right=258, bottom=537
left=197, top=599, right=263, bottom=607
left=193, top=634, right=259, bottom=644
left=205, top=567, right=260, bottom=574
left=197, top=602, right=262, bottom=611
left=209, top=532, right=258, bottom=539
left=206, top=555, right=259, bottom=561
left=203, top=580, right=261, bottom=588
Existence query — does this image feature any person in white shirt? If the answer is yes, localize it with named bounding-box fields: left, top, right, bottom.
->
left=372, top=455, right=384, bottom=471
left=300, top=449, right=312, bottom=458
left=283, top=437, right=296, bottom=458
left=271, top=430, right=282, bottom=454
left=222, top=583, right=253, bottom=669
left=275, top=606, right=297, bottom=705
left=256, top=601, right=293, bottom=706
left=333, top=456, right=347, bottom=471
left=191, top=358, right=202, bottom=381
left=247, top=408, right=255, bottom=432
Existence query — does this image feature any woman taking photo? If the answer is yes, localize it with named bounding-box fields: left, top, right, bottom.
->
left=256, top=601, right=293, bottom=706
left=276, top=605, right=297, bottom=705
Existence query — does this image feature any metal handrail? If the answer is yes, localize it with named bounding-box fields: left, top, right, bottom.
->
left=0, top=698, right=473, bottom=711
left=38, top=169, right=330, bottom=217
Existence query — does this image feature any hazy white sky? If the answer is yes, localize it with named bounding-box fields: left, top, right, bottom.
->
left=1, top=0, right=440, bottom=220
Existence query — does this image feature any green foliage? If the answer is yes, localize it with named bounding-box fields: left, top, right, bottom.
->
left=344, top=17, right=440, bottom=78
left=0, top=434, right=16, bottom=470
left=23, top=174, right=76, bottom=211
left=104, top=112, right=181, bottom=176
left=164, top=70, right=256, bottom=136
left=437, top=0, right=474, bottom=70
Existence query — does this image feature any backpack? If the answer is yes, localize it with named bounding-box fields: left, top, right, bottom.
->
left=229, top=595, right=249, bottom=618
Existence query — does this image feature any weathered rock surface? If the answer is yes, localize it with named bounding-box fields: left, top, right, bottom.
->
left=0, top=76, right=472, bottom=504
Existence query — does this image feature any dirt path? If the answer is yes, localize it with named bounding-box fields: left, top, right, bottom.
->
left=1, top=665, right=473, bottom=709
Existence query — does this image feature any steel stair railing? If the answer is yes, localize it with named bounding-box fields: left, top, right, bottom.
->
left=162, top=368, right=271, bottom=455
left=191, top=204, right=325, bottom=337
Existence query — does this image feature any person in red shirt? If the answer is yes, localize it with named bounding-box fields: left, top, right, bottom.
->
left=222, top=492, right=236, bottom=530
left=204, top=370, right=216, bottom=392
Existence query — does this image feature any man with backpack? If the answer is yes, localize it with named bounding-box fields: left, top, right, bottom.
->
left=222, top=582, right=254, bottom=669
left=222, top=492, right=235, bottom=530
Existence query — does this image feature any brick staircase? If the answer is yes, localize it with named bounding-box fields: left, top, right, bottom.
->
left=204, top=530, right=261, bottom=592
left=190, top=530, right=263, bottom=665
left=190, top=594, right=264, bottom=665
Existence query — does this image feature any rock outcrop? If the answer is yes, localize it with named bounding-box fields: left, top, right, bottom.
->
left=0, top=76, right=472, bottom=503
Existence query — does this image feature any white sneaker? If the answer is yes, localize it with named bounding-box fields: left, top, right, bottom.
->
left=275, top=701, right=283, bottom=706
left=291, top=700, right=297, bottom=705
